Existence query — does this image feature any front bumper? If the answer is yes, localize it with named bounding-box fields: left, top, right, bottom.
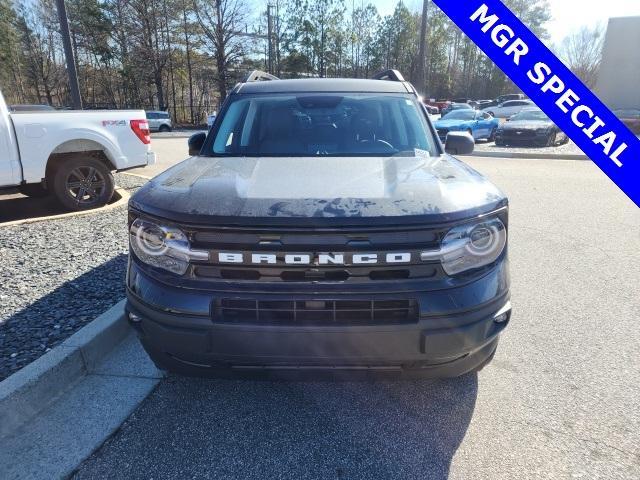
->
left=496, top=131, right=549, bottom=146
left=126, top=261, right=511, bottom=378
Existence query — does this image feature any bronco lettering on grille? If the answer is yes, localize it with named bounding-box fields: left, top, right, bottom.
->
left=215, top=252, right=414, bottom=265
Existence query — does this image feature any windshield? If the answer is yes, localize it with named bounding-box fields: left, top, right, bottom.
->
left=207, top=94, right=437, bottom=157
left=442, top=110, right=476, bottom=120
left=510, top=110, right=549, bottom=121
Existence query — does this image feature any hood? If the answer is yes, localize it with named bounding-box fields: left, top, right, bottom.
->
left=434, top=119, right=471, bottom=129
left=130, top=155, right=507, bottom=227
left=501, top=120, right=553, bottom=130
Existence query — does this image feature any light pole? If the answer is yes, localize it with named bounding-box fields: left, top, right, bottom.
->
left=54, top=0, right=82, bottom=109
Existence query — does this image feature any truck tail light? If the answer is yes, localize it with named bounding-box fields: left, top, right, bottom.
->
left=130, top=119, right=151, bottom=144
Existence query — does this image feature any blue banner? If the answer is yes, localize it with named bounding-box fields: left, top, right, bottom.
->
left=432, top=0, right=640, bottom=208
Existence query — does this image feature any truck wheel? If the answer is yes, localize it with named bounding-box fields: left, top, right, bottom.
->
left=159, top=124, right=171, bottom=132
left=19, top=183, right=50, bottom=198
left=50, top=156, right=114, bottom=211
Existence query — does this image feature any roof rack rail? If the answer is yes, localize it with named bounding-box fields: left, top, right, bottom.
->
left=244, top=70, right=280, bottom=83
left=371, top=69, right=405, bottom=82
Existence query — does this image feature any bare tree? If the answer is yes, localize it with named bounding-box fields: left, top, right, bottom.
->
left=194, top=0, right=247, bottom=102
left=559, top=25, right=605, bottom=88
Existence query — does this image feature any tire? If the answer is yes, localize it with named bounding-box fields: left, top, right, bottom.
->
left=50, top=155, right=115, bottom=211
left=495, top=139, right=505, bottom=147
left=19, top=183, right=50, bottom=198
left=488, top=127, right=497, bottom=142
left=487, top=111, right=495, bottom=117
left=546, top=132, right=557, bottom=147
left=466, top=128, right=476, bottom=143
left=159, top=124, right=171, bottom=132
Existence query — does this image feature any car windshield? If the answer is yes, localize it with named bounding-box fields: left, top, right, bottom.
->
left=207, top=94, right=437, bottom=157
left=510, top=110, right=549, bottom=121
left=442, top=110, right=476, bottom=120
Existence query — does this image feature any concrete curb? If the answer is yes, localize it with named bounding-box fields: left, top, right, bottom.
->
left=0, top=186, right=130, bottom=227
left=0, top=300, right=129, bottom=437
left=471, top=150, right=589, bottom=160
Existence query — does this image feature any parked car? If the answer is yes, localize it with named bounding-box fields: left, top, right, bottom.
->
left=441, top=102, right=473, bottom=116
left=496, top=93, right=526, bottom=104
left=423, top=103, right=440, bottom=115
left=451, top=98, right=479, bottom=110
left=482, top=99, right=535, bottom=118
left=0, top=89, right=155, bottom=210
left=495, top=108, right=568, bottom=147
left=9, top=104, right=56, bottom=112
left=125, top=69, right=511, bottom=379
left=427, top=100, right=451, bottom=112
left=614, top=109, right=640, bottom=135
left=477, top=99, right=499, bottom=109
left=435, top=110, right=500, bottom=143
left=145, top=110, right=172, bottom=132
left=206, top=111, right=217, bottom=129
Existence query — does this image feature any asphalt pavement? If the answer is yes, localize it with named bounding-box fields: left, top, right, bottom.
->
left=74, top=140, right=640, bottom=479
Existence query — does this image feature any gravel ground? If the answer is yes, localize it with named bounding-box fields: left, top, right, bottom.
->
left=0, top=173, right=147, bottom=381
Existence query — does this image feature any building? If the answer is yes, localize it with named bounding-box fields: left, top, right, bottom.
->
left=595, top=16, right=640, bottom=109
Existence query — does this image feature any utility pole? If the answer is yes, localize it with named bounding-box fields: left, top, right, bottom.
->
left=55, top=0, right=82, bottom=109
left=416, top=0, right=429, bottom=96
left=267, top=4, right=274, bottom=74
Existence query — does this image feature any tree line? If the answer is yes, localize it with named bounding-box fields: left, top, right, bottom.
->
left=1, top=0, right=592, bottom=125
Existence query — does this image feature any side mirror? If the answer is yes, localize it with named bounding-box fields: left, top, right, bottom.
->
left=188, top=132, right=207, bottom=156
left=445, top=132, right=475, bottom=155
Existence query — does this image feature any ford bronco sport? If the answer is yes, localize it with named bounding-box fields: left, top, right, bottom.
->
left=126, top=70, right=511, bottom=377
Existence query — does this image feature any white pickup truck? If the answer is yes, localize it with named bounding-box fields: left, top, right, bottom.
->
left=0, top=90, right=155, bottom=211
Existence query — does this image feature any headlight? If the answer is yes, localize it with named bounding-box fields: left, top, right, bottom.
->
left=421, top=217, right=507, bottom=275
left=129, top=218, right=208, bottom=275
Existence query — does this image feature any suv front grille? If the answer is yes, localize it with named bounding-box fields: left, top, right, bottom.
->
left=216, top=298, right=419, bottom=325
left=184, top=224, right=448, bottom=283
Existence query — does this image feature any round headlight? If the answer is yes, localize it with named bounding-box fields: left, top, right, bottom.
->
left=421, top=217, right=507, bottom=275
left=129, top=219, right=207, bottom=275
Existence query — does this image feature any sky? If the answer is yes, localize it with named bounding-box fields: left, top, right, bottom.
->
left=366, top=0, right=640, bottom=44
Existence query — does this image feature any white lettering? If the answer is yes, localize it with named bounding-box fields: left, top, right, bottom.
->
left=218, top=252, right=243, bottom=263
left=610, top=143, right=627, bottom=167
left=318, top=253, right=345, bottom=265
left=583, top=116, right=605, bottom=139
left=527, top=62, right=551, bottom=84
left=386, top=253, right=411, bottom=263
left=593, top=131, right=617, bottom=155
left=470, top=4, right=499, bottom=33
left=251, top=254, right=276, bottom=264
left=352, top=254, right=377, bottom=264
left=505, top=38, right=529, bottom=65
left=541, top=75, right=565, bottom=94
left=556, top=89, right=580, bottom=113
left=571, top=105, right=594, bottom=128
left=285, top=254, right=311, bottom=264
left=491, top=24, right=514, bottom=48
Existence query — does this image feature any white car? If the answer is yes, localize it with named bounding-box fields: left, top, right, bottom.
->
left=482, top=99, right=535, bottom=118
left=206, top=112, right=217, bottom=129
left=0, top=89, right=155, bottom=211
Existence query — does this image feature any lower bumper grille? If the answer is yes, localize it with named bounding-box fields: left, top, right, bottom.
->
left=216, top=299, right=419, bottom=325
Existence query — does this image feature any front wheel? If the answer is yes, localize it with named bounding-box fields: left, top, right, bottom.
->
left=50, top=155, right=115, bottom=211
left=159, top=124, right=171, bottom=132
left=546, top=132, right=557, bottom=147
